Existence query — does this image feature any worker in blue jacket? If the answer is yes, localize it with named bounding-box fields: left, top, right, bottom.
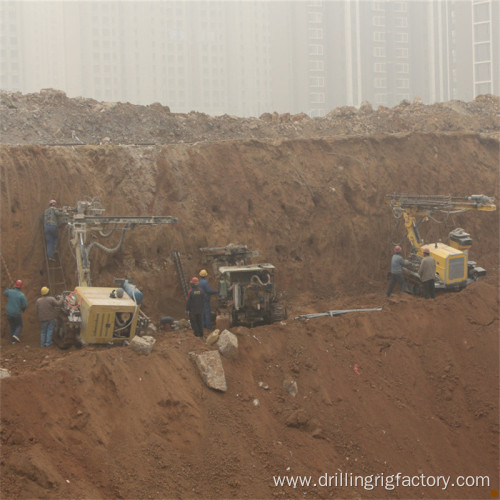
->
left=198, top=269, right=218, bottom=329
left=42, top=199, right=64, bottom=261
left=185, top=277, right=206, bottom=338
left=4, top=280, right=28, bottom=344
left=386, top=245, right=409, bottom=297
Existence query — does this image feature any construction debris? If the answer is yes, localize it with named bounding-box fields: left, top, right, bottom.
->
left=294, top=307, right=382, bottom=320
left=1, top=90, right=497, bottom=145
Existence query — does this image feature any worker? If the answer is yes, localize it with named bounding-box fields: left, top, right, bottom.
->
left=185, top=277, right=206, bottom=338
left=4, top=280, right=28, bottom=344
left=42, top=200, right=64, bottom=261
left=35, top=286, right=63, bottom=347
left=386, top=245, right=409, bottom=297
left=419, top=248, right=436, bottom=299
left=198, top=269, right=218, bottom=329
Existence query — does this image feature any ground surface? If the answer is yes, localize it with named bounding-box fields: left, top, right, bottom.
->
left=0, top=91, right=499, bottom=499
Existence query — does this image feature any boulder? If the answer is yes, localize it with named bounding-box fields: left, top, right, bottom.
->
left=129, top=335, right=156, bottom=355
left=191, top=350, right=227, bottom=392
left=217, top=329, right=238, bottom=360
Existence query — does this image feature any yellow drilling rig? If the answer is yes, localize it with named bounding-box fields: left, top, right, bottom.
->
left=52, top=198, right=177, bottom=348
left=386, top=193, right=496, bottom=294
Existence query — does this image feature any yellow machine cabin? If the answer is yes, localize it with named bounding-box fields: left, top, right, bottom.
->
left=420, top=244, right=467, bottom=286
left=76, top=287, right=139, bottom=344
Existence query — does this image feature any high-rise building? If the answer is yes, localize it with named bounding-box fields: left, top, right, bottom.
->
left=0, top=1, right=497, bottom=116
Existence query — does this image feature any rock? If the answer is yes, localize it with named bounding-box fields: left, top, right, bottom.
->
left=177, top=319, right=190, bottom=330
left=0, top=368, right=12, bottom=379
left=217, top=329, right=238, bottom=360
left=129, top=335, right=156, bottom=355
left=283, top=379, right=298, bottom=397
left=359, top=100, right=373, bottom=113
left=291, top=112, right=309, bottom=122
left=285, top=408, right=309, bottom=428
left=206, top=329, right=220, bottom=345
left=191, top=350, right=227, bottom=392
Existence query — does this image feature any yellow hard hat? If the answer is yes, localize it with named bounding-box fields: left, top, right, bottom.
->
left=41, top=286, right=49, bottom=295
left=199, top=269, right=208, bottom=277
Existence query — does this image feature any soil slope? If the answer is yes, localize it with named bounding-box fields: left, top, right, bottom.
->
left=0, top=92, right=499, bottom=499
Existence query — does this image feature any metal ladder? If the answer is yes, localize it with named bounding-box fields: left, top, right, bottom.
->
left=42, top=226, right=67, bottom=295
left=172, top=250, right=189, bottom=298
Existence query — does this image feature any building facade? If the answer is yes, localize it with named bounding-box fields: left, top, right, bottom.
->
left=1, top=1, right=498, bottom=116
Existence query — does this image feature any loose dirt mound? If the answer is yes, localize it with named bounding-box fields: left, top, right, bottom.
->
left=0, top=92, right=498, bottom=499
left=1, top=89, right=498, bottom=145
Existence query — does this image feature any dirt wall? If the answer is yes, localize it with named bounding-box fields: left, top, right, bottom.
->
left=0, top=116, right=498, bottom=499
left=1, top=132, right=498, bottom=338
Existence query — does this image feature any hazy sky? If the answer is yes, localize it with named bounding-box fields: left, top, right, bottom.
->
left=1, top=0, right=498, bottom=116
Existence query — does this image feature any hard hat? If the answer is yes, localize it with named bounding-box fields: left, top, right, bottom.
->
left=423, top=248, right=430, bottom=254
left=41, top=286, right=49, bottom=295
left=199, top=269, right=208, bottom=277
left=394, top=245, right=402, bottom=253
left=49, top=199, right=57, bottom=206
left=190, top=277, right=199, bottom=285
left=14, top=280, right=23, bottom=288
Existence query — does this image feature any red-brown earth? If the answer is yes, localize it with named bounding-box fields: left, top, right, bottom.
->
left=0, top=91, right=498, bottom=499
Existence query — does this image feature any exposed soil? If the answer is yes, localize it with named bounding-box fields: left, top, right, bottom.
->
left=0, top=90, right=499, bottom=499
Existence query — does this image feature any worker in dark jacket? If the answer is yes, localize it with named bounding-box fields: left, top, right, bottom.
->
left=419, top=248, right=436, bottom=299
left=386, top=245, right=409, bottom=297
left=4, top=280, right=28, bottom=344
left=36, top=286, right=63, bottom=347
left=198, top=269, right=218, bottom=329
left=185, top=277, right=206, bottom=338
left=43, top=199, right=64, bottom=260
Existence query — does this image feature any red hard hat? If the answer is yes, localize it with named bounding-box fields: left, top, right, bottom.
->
left=423, top=248, right=430, bottom=254
left=49, top=199, right=57, bottom=206
left=394, top=245, right=402, bottom=253
left=14, top=280, right=23, bottom=288
left=190, top=277, right=199, bottom=285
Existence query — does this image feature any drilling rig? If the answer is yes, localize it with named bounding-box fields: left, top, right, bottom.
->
left=199, top=244, right=287, bottom=328
left=53, top=198, right=177, bottom=348
left=386, top=193, right=496, bottom=294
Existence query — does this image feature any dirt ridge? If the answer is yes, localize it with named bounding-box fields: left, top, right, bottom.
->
left=1, top=89, right=498, bottom=145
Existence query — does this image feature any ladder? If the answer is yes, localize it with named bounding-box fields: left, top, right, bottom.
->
left=172, top=251, right=189, bottom=298
left=42, top=225, right=67, bottom=295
